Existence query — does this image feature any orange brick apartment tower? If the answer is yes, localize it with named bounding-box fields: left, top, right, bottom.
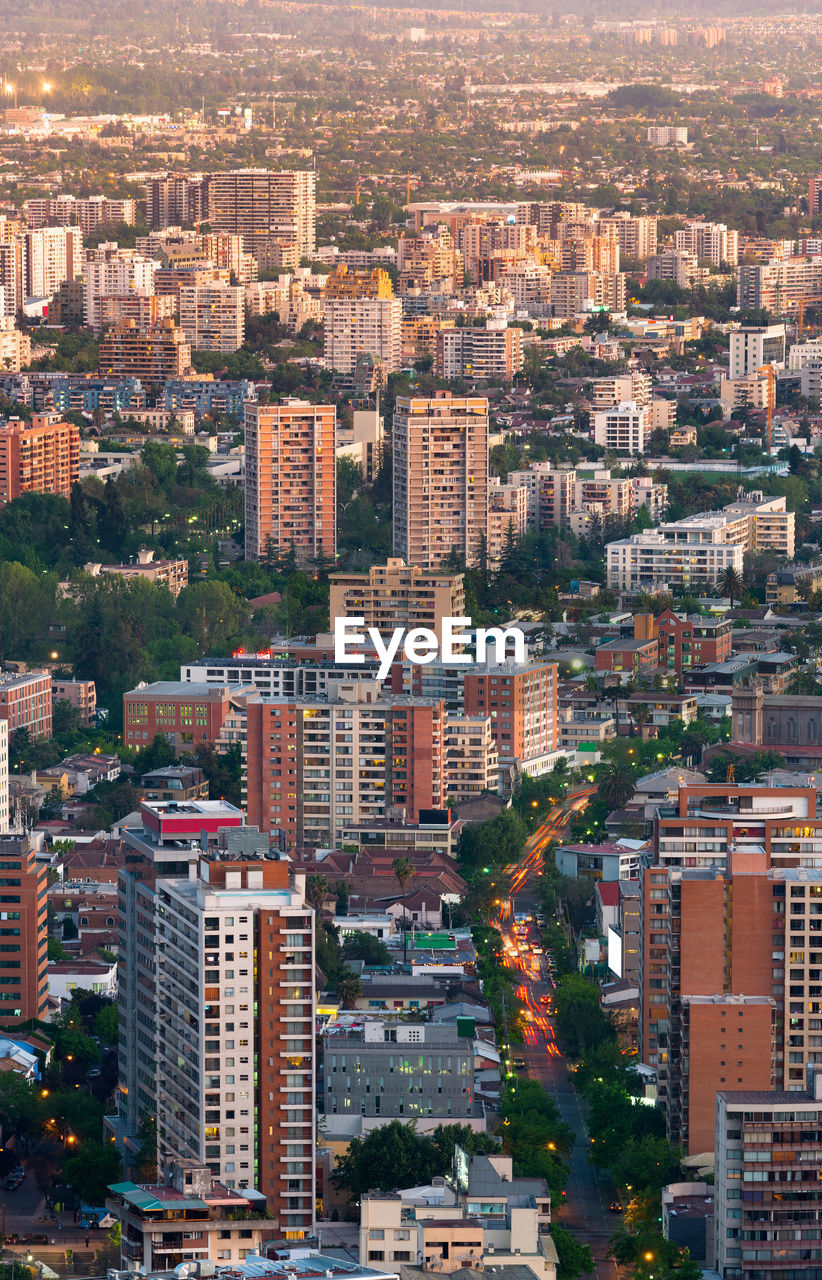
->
left=0, top=414, right=79, bottom=505
left=641, top=782, right=822, bottom=1154
left=393, top=393, right=489, bottom=571
left=463, top=661, right=558, bottom=767
left=0, top=835, right=48, bottom=1022
left=244, top=686, right=446, bottom=848
left=244, top=400, right=336, bottom=566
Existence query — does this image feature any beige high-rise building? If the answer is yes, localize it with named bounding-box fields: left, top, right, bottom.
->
left=244, top=400, right=336, bottom=566
left=24, top=226, right=82, bottom=300
left=324, top=296, right=402, bottom=373
left=328, top=558, right=465, bottom=646
left=179, top=283, right=245, bottom=352
left=393, top=393, right=489, bottom=571
left=207, top=170, right=316, bottom=262
left=598, top=213, right=658, bottom=262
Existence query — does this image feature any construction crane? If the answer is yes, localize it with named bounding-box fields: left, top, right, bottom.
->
left=726, top=762, right=735, bottom=785
left=756, top=363, right=776, bottom=455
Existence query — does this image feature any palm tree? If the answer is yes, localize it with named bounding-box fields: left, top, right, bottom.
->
left=597, top=760, right=637, bottom=812
left=337, top=973, right=362, bottom=1010
left=305, top=875, right=330, bottom=914
left=717, top=566, right=744, bottom=608
left=392, top=856, right=415, bottom=964
left=632, top=703, right=651, bottom=740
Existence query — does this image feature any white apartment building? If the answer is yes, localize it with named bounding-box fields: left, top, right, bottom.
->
left=607, top=519, right=744, bottom=592
left=445, top=714, right=500, bottom=799
left=590, top=372, right=652, bottom=411
left=83, top=254, right=156, bottom=333
left=24, top=226, right=82, bottom=300
left=606, top=493, right=793, bottom=591
left=715, top=1071, right=822, bottom=1280
left=0, top=241, right=25, bottom=317
left=729, top=324, right=786, bottom=380
left=26, top=195, right=137, bottom=235
left=738, top=257, right=822, bottom=313
left=675, top=221, right=739, bottom=267
left=179, top=283, right=245, bottom=352
left=0, top=720, right=8, bottom=831
left=593, top=400, right=649, bottom=455
left=154, top=860, right=315, bottom=1211
left=488, top=476, right=529, bottom=565
left=647, top=125, right=688, bottom=145
left=324, top=297, right=402, bottom=373
left=646, top=251, right=699, bottom=289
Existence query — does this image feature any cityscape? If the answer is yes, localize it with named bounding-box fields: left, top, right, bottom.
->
left=4, top=5, right=822, bottom=1280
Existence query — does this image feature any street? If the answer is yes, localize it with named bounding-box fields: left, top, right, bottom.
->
left=491, top=788, right=621, bottom=1280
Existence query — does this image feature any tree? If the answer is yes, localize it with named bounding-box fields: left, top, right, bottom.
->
left=306, top=875, right=330, bottom=912
left=63, top=1141, right=123, bottom=1204
left=335, top=881, right=349, bottom=916
left=341, top=933, right=391, bottom=966
left=336, top=972, right=362, bottom=1009
left=597, top=760, right=636, bottom=811
left=554, top=975, right=614, bottom=1059
left=176, top=581, right=251, bottom=653
left=331, top=1120, right=441, bottom=1198
left=392, top=856, right=415, bottom=964
left=94, top=1003, right=118, bottom=1045
left=717, top=565, right=744, bottom=607
left=551, top=1225, right=594, bottom=1280
left=632, top=703, right=651, bottom=738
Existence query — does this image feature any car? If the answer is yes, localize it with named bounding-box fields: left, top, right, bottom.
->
left=609, top=1202, right=623, bottom=1214
left=511, top=1057, right=526, bottom=1068
left=539, top=994, right=551, bottom=1005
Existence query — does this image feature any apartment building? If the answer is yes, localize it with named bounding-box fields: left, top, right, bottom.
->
left=766, top=563, right=822, bottom=607
left=243, top=680, right=446, bottom=847
left=738, top=257, right=822, bottom=313
left=644, top=784, right=822, bottom=1152
left=24, top=226, right=82, bottom=299
left=647, top=125, right=688, bottom=145
left=145, top=173, right=211, bottom=229
left=83, top=254, right=156, bottom=333
left=84, top=549, right=189, bottom=599
left=244, top=400, right=337, bottom=566
left=0, top=835, right=47, bottom=1024
left=393, top=393, right=489, bottom=572
left=714, top=1070, right=822, bottom=1280
left=646, top=251, right=699, bottom=289
left=0, top=240, right=26, bottom=316
left=107, top=1161, right=275, bottom=1270
left=0, top=413, right=79, bottom=505
left=181, top=657, right=381, bottom=700
left=324, top=297, right=402, bottom=373
left=435, top=324, right=523, bottom=381
left=324, top=265, right=394, bottom=299
left=463, top=660, right=558, bottom=770
left=598, top=213, right=658, bottom=261
left=336, top=408, right=384, bottom=483
left=590, top=373, right=652, bottom=411
left=549, top=270, right=626, bottom=319
left=488, top=477, right=529, bottom=565
left=123, top=681, right=248, bottom=752
left=207, top=169, right=316, bottom=261
left=675, top=222, right=739, bottom=267
left=322, top=1019, right=478, bottom=1122
left=606, top=494, right=794, bottom=591
left=179, top=284, right=245, bottom=352
left=26, top=195, right=136, bottom=234
left=99, top=321, right=192, bottom=383
left=0, top=718, right=7, bottom=831
left=656, top=610, right=734, bottom=678
left=559, top=234, right=620, bottom=275
left=328, top=559, right=465, bottom=647
left=593, top=401, right=649, bottom=455
left=112, top=809, right=316, bottom=1236
left=0, top=319, right=31, bottom=372
left=359, top=1158, right=556, bottom=1280
left=445, top=714, right=499, bottom=800
left=52, top=679, right=96, bottom=727
left=729, top=325, right=786, bottom=380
